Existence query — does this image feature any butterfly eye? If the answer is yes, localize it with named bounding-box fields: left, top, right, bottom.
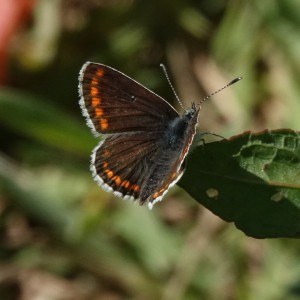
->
left=184, top=109, right=194, bottom=119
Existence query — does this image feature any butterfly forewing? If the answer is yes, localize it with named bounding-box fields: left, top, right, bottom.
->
left=79, top=62, right=179, bottom=135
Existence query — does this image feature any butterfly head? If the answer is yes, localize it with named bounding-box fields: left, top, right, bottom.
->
left=184, top=102, right=201, bottom=120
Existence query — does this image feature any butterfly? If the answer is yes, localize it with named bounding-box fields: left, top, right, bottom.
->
left=78, top=62, right=241, bottom=209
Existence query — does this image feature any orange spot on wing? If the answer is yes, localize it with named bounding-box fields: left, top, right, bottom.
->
left=105, top=169, right=114, bottom=178
left=100, top=118, right=108, bottom=130
left=112, top=175, right=121, bottom=186
left=95, top=108, right=104, bottom=116
left=153, top=192, right=159, bottom=199
left=121, top=180, right=130, bottom=189
left=132, top=184, right=140, bottom=192
left=96, top=69, right=104, bottom=77
left=171, top=172, right=177, bottom=179
left=103, top=165, right=122, bottom=186
left=92, top=97, right=101, bottom=107
left=91, top=86, right=98, bottom=96
left=180, top=146, right=188, bottom=160
left=153, top=185, right=169, bottom=199
left=91, top=78, right=98, bottom=86
left=89, top=69, right=103, bottom=98
left=103, top=150, right=110, bottom=158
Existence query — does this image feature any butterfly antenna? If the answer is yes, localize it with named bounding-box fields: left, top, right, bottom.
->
left=199, top=77, right=243, bottom=105
left=160, top=63, right=185, bottom=110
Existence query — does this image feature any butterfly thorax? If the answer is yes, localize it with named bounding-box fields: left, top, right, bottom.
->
left=163, top=105, right=200, bottom=151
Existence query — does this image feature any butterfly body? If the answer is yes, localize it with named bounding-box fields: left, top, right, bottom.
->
left=79, top=62, right=199, bottom=208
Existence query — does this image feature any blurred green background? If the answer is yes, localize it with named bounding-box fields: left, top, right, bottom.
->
left=1, top=0, right=300, bottom=299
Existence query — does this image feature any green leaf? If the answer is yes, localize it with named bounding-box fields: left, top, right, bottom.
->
left=0, top=88, right=94, bottom=155
left=179, top=129, right=300, bottom=238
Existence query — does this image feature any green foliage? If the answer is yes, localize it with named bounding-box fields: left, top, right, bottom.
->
left=1, top=0, right=300, bottom=299
left=0, top=88, right=94, bottom=155
left=180, top=130, right=300, bottom=238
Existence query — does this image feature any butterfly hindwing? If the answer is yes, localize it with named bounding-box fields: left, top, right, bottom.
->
left=91, top=132, right=160, bottom=201
left=91, top=132, right=187, bottom=208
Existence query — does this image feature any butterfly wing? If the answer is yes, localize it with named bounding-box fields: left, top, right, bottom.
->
left=91, top=132, right=160, bottom=201
left=79, top=62, right=179, bottom=136
left=91, top=109, right=199, bottom=208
